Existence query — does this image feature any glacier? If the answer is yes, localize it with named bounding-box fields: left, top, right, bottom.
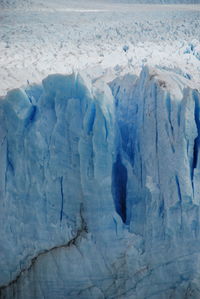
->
left=0, top=66, right=200, bottom=298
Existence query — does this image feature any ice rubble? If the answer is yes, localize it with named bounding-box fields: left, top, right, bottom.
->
left=0, top=66, right=200, bottom=298
left=1, top=3, right=200, bottom=96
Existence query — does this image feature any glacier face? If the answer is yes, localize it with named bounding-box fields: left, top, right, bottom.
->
left=0, top=67, right=200, bottom=298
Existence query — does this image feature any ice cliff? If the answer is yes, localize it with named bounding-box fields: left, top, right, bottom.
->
left=0, top=66, right=200, bottom=299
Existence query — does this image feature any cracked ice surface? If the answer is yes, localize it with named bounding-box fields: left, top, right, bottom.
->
left=0, top=2, right=200, bottom=95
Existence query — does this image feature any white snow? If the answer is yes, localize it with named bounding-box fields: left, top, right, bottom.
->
left=0, top=2, right=200, bottom=96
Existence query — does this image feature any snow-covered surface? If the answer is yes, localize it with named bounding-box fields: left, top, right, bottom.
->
left=0, top=2, right=200, bottom=96
left=1, top=2, right=200, bottom=299
left=1, top=0, right=200, bottom=9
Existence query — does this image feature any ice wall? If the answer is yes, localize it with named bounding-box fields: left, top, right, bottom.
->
left=111, top=67, right=200, bottom=297
left=0, top=67, right=200, bottom=298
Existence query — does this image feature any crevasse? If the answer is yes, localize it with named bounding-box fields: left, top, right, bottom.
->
left=0, top=66, right=200, bottom=299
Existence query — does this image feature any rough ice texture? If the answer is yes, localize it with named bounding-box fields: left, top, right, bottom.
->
left=1, top=4, right=200, bottom=97
left=0, top=67, right=200, bottom=298
left=1, top=0, right=199, bottom=8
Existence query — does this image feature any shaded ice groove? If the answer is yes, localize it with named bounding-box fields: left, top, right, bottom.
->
left=1, top=65, right=200, bottom=298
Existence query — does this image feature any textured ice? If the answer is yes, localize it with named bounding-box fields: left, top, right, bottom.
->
left=0, top=66, right=200, bottom=298
left=1, top=3, right=200, bottom=96
left=1, top=0, right=199, bottom=8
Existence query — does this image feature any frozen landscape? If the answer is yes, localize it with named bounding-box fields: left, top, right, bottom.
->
left=0, top=0, right=200, bottom=298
